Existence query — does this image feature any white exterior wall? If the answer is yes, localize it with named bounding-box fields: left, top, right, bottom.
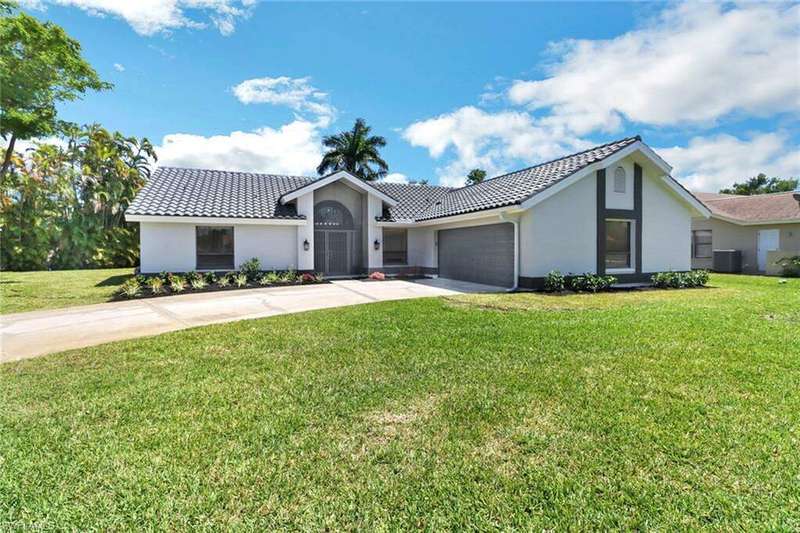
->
left=519, top=172, right=597, bottom=277
left=139, top=221, right=300, bottom=273
left=605, top=160, right=634, bottom=210
left=641, top=175, right=692, bottom=272
left=295, top=193, right=314, bottom=271
left=367, top=195, right=383, bottom=270
left=140, top=222, right=197, bottom=273
left=234, top=225, right=298, bottom=271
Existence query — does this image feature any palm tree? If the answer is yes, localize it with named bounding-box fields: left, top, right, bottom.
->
left=316, top=118, right=389, bottom=181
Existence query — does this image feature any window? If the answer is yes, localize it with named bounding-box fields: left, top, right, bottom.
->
left=614, top=166, right=626, bottom=193
left=196, top=226, right=234, bottom=270
left=383, top=228, right=407, bottom=265
left=605, top=220, right=632, bottom=269
left=692, top=230, right=712, bottom=259
left=314, top=201, right=354, bottom=229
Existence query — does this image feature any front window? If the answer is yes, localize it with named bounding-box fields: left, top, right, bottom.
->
left=605, top=220, right=632, bottom=270
left=692, top=230, right=712, bottom=259
left=196, top=226, right=234, bottom=270
left=383, top=228, right=407, bottom=265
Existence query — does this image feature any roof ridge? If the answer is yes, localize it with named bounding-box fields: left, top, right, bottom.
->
left=447, top=135, right=641, bottom=193
left=155, top=166, right=315, bottom=180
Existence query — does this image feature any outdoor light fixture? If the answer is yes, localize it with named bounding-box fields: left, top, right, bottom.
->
left=374, top=239, right=380, bottom=250
left=303, top=239, right=310, bottom=251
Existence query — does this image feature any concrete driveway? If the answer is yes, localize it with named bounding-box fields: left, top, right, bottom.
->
left=0, top=278, right=502, bottom=363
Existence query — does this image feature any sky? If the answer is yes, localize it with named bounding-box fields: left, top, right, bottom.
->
left=18, top=0, right=800, bottom=192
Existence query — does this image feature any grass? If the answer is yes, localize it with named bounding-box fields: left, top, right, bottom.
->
left=1, top=274, right=798, bottom=529
left=0, top=268, right=134, bottom=314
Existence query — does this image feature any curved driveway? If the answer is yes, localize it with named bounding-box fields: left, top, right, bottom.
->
left=1, top=278, right=501, bottom=363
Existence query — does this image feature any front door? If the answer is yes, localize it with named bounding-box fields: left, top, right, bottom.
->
left=314, top=229, right=352, bottom=276
left=757, top=229, right=780, bottom=271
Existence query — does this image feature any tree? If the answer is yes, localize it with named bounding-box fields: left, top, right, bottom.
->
left=316, top=118, right=389, bottom=181
left=0, top=3, right=111, bottom=176
left=720, top=174, right=798, bottom=195
left=466, top=168, right=487, bottom=186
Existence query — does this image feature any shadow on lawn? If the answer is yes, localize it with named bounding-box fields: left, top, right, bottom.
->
left=95, top=274, right=133, bottom=287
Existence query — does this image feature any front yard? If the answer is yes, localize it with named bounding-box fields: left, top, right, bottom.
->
left=0, top=268, right=134, bottom=314
left=1, top=274, right=798, bottom=529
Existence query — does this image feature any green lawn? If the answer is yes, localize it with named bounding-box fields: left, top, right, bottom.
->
left=1, top=274, right=798, bottom=529
left=0, top=268, right=134, bottom=314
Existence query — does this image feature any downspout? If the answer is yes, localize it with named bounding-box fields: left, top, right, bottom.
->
left=499, top=211, right=519, bottom=291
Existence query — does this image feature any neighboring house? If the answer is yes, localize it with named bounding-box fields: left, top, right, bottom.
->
left=126, top=136, right=709, bottom=289
left=691, top=189, right=800, bottom=274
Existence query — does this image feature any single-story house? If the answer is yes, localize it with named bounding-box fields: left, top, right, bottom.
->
left=125, top=136, right=710, bottom=289
left=691, top=189, right=800, bottom=274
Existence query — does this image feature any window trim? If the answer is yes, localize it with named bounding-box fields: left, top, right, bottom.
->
left=605, top=218, right=635, bottom=273
left=196, top=225, right=235, bottom=271
left=692, top=229, right=713, bottom=259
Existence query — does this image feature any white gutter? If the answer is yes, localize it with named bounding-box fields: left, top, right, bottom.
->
left=499, top=212, right=519, bottom=292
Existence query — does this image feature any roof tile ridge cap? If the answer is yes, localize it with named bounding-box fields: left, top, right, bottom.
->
left=152, top=166, right=316, bottom=180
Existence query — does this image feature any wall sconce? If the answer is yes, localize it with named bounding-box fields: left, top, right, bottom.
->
left=373, top=239, right=380, bottom=251
left=303, top=239, right=310, bottom=251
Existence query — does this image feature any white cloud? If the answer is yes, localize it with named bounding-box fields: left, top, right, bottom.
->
left=508, top=2, right=800, bottom=134
left=26, top=0, right=256, bottom=36
left=380, top=173, right=409, bottom=184
left=658, top=132, right=800, bottom=193
left=232, top=76, right=337, bottom=127
left=403, top=106, right=589, bottom=186
left=155, top=120, right=323, bottom=175
left=113, top=63, right=125, bottom=72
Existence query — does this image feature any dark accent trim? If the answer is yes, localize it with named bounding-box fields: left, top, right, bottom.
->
left=368, top=265, right=438, bottom=276
left=596, top=169, right=606, bottom=275
left=634, top=163, right=643, bottom=274
left=596, top=164, right=644, bottom=275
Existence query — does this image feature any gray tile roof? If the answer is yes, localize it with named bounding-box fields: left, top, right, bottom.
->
left=371, top=182, right=453, bottom=222
left=127, top=136, right=642, bottom=223
left=413, top=136, right=640, bottom=221
left=127, top=167, right=312, bottom=219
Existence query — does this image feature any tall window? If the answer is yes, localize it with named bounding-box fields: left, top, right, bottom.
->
left=692, top=230, right=712, bottom=259
left=383, top=228, right=407, bottom=265
left=196, top=226, right=234, bottom=270
left=606, top=220, right=632, bottom=269
left=614, top=166, right=626, bottom=193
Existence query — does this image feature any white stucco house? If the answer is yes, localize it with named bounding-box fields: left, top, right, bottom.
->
left=126, top=136, right=710, bottom=289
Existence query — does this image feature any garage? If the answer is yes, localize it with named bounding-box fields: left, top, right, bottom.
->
left=437, top=223, right=515, bottom=287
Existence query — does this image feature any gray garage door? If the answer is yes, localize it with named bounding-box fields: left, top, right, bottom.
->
left=438, top=223, right=514, bottom=287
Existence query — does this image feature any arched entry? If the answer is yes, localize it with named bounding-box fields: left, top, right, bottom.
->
left=314, top=200, right=361, bottom=276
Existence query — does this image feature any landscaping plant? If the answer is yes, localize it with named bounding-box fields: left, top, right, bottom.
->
left=280, top=269, right=297, bottom=283
left=169, top=276, right=186, bottom=293
left=233, top=273, right=248, bottom=288
left=239, top=258, right=261, bottom=281
left=216, top=274, right=231, bottom=288
left=118, top=278, right=141, bottom=298
left=776, top=255, right=800, bottom=277
left=651, top=270, right=709, bottom=289
left=369, top=271, right=386, bottom=281
left=190, top=277, right=207, bottom=290
left=146, top=276, right=164, bottom=295
left=568, top=273, right=617, bottom=292
left=204, top=272, right=217, bottom=285
left=544, top=270, right=566, bottom=292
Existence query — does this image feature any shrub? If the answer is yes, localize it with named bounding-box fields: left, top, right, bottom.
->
left=186, top=270, right=202, bottom=284
left=280, top=268, right=297, bottom=283
left=543, top=270, right=565, bottom=292
left=217, top=274, right=231, bottom=288
left=259, top=271, right=281, bottom=285
left=301, top=272, right=317, bottom=283
left=239, top=257, right=261, bottom=281
left=776, top=255, right=800, bottom=277
left=369, top=271, right=386, bottom=281
left=146, top=276, right=164, bottom=295
left=119, top=278, right=141, bottom=298
left=190, top=277, right=207, bottom=290
left=169, top=276, right=186, bottom=292
left=651, top=270, right=709, bottom=289
left=233, top=273, right=248, bottom=287
left=569, top=273, right=617, bottom=293
left=204, top=271, right=217, bottom=284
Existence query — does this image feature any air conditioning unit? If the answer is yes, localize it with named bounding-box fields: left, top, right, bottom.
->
left=713, top=249, right=742, bottom=273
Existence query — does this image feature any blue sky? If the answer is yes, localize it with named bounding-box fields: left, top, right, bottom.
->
left=20, top=1, right=800, bottom=191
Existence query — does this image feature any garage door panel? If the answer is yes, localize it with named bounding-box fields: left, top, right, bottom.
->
left=438, top=223, right=514, bottom=287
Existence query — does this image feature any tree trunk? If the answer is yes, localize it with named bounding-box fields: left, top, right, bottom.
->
left=1, top=134, right=16, bottom=177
